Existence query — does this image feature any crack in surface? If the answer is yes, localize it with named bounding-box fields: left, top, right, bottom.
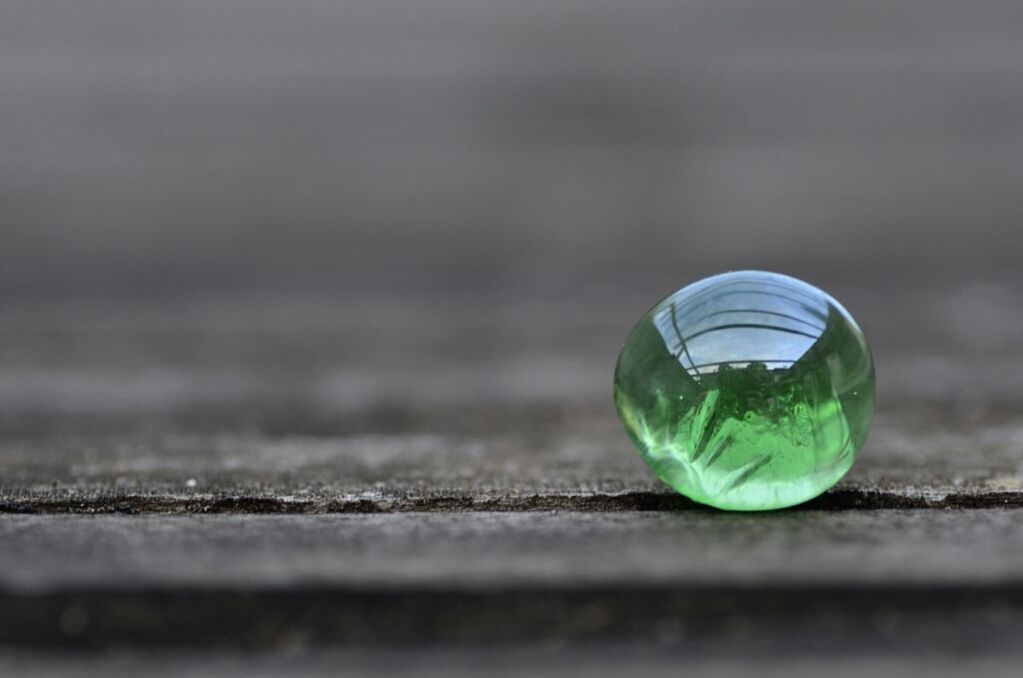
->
left=2, top=489, right=1022, bottom=515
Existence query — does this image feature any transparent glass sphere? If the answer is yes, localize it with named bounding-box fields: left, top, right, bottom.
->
left=614, top=271, right=875, bottom=510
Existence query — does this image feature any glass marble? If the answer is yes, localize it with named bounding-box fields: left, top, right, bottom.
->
left=613, top=271, right=875, bottom=511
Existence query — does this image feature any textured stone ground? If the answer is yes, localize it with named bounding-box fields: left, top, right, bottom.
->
left=2, top=290, right=1023, bottom=663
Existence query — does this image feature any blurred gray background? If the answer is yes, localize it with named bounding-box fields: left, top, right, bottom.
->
left=1, top=0, right=1022, bottom=433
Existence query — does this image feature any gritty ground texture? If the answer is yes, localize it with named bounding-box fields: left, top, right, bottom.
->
left=3, top=284, right=1023, bottom=514
left=4, top=0, right=1023, bottom=675
left=3, top=292, right=1023, bottom=668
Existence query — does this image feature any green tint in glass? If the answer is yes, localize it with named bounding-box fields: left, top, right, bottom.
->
left=614, top=271, right=875, bottom=510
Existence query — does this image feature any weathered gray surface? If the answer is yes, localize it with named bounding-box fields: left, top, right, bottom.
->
left=6, top=511, right=1023, bottom=590
left=4, top=406, right=1023, bottom=513
left=3, top=279, right=1023, bottom=512
left=4, top=651, right=1023, bottom=678
left=3, top=651, right=1023, bottom=678
left=5, top=511, right=1023, bottom=650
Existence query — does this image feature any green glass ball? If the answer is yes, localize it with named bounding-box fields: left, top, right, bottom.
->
left=613, top=271, right=875, bottom=511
